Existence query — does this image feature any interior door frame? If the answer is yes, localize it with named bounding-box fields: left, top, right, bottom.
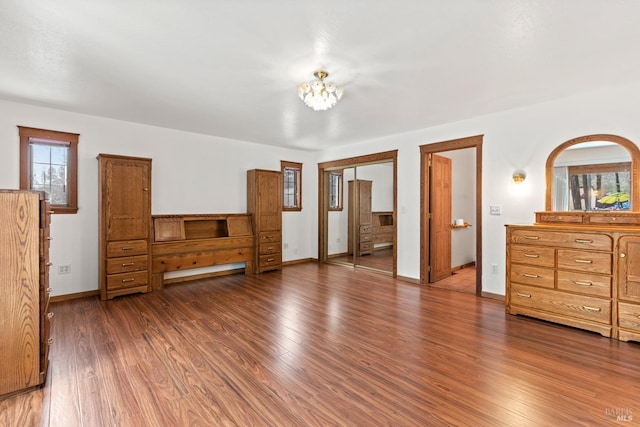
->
left=318, top=150, right=398, bottom=277
left=420, top=135, right=483, bottom=295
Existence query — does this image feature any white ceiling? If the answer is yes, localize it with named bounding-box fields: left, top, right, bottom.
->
left=1, top=1, right=639, bottom=151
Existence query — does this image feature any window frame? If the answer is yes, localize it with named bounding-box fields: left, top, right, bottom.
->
left=281, top=160, right=302, bottom=211
left=19, top=126, right=79, bottom=214
left=328, top=170, right=343, bottom=211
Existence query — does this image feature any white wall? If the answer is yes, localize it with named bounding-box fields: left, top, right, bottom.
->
left=4, top=81, right=640, bottom=297
left=318, top=81, right=640, bottom=295
left=0, top=99, right=316, bottom=297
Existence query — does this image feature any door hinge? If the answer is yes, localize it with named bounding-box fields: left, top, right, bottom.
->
left=427, top=212, right=432, bottom=219
left=427, top=265, right=431, bottom=272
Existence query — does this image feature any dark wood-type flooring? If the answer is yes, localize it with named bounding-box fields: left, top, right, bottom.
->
left=2, top=262, right=639, bottom=426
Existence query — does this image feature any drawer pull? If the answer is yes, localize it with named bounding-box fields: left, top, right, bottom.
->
left=574, top=239, right=593, bottom=244
left=122, top=262, right=135, bottom=267
left=583, top=306, right=601, bottom=313
left=122, top=278, right=135, bottom=283
left=620, top=253, right=626, bottom=258
left=574, top=259, right=593, bottom=264
left=267, top=247, right=273, bottom=250
left=48, top=210, right=55, bottom=214
left=522, top=273, right=539, bottom=279
left=523, top=236, right=539, bottom=240
left=47, top=338, right=54, bottom=345
left=45, top=262, right=53, bottom=266
left=573, top=280, right=593, bottom=286
left=516, top=292, right=531, bottom=298
left=46, top=287, right=53, bottom=293
left=122, top=246, right=135, bottom=251
left=47, top=312, right=54, bottom=320
left=523, top=254, right=539, bottom=258
left=267, top=258, right=275, bottom=262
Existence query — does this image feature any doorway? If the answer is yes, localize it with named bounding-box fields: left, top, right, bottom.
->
left=318, top=150, right=398, bottom=276
left=420, top=135, right=483, bottom=295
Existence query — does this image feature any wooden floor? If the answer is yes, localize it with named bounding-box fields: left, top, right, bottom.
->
left=2, top=262, right=639, bottom=426
left=430, top=266, right=476, bottom=294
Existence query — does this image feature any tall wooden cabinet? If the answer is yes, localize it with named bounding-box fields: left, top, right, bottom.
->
left=348, top=180, right=373, bottom=256
left=506, top=212, right=640, bottom=343
left=0, top=190, right=53, bottom=397
left=98, top=154, right=152, bottom=300
left=247, top=169, right=282, bottom=273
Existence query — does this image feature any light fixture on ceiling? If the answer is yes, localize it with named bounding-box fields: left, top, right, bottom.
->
left=297, top=70, right=343, bottom=111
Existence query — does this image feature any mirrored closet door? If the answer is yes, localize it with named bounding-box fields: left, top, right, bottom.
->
left=320, top=153, right=397, bottom=276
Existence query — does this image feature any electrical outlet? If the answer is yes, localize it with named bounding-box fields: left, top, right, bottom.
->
left=58, top=264, right=71, bottom=274
left=489, top=205, right=502, bottom=215
left=491, top=264, right=498, bottom=274
left=283, top=243, right=289, bottom=250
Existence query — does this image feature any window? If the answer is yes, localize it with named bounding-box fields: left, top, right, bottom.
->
left=328, top=171, right=343, bottom=210
left=281, top=160, right=302, bottom=211
left=565, top=162, right=631, bottom=211
left=19, top=126, right=79, bottom=214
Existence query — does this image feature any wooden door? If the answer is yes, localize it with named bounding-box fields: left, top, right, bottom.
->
left=619, top=235, right=640, bottom=303
left=429, top=154, right=452, bottom=282
left=104, top=158, right=150, bottom=241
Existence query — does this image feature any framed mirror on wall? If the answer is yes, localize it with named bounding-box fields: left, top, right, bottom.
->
left=318, top=151, right=398, bottom=276
left=545, top=134, right=640, bottom=212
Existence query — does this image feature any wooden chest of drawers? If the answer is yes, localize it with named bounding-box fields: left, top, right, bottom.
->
left=506, top=224, right=640, bottom=342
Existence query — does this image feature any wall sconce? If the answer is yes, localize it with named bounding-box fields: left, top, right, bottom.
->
left=512, top=171, right=526, bottom=184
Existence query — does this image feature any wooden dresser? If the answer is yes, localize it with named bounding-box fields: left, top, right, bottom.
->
left=0, top=190, right=53, bottom=398
left=506, top=211, right=640, bottom=342
left=98, top=154, right=152, bottom=300
left=247, top=169, right=282, bottom=273
left=348, top=180, right=373, bottom=256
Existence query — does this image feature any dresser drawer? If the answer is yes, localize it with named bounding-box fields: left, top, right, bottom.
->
left=360, top=233, right=372, bottom=242
left=510, top=229, right=612, bottom=251
left=259, top=253, right=281, bottom=268
left=259, top=242, right=281, bottom=255
left=618, top=302, right=640, bottom=332
left=360, top=225, right=372, bottom=234
left=557, top=250, right=612, bottom=274
left=106, top=255, right=148, bottom=274
left=510, top=264, right=554, bottom=288
left=258, top=231, right=281, bottom=244
left=557, top=271, right=611, bottom=298
left=510, top=284, right=611, bottom=324
left=107, top=240, right=148, bottom=257
left=510, top=245, right=555, bottom=267
left=359, top=242, right=373, bottom=253
left=106, top=271, right=148, bottom=290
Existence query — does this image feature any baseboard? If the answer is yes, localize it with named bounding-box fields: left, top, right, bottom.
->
left=481, top=291, right=504, bottom=301
left=50, top=289, right=100, bottom=303
left=452, top=261, right=476, bottom=272
left=282, top=258, right=316, bottom=266
left=396, top=275, right=421, bottom=285
left=327, top=252, right=348, bottom=259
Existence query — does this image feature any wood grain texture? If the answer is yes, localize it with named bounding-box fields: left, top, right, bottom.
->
left=2, top=262, right=640, bottom=425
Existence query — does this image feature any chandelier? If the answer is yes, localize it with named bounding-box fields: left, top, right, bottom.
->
left=297, top=70, right=343, bottom=111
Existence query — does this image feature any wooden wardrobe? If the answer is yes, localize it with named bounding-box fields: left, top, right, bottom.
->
left=247, top=169, right=282, bottom=273
left=0, top=190, right=52, bottom=398
left=348, top=180, right=373, bottom=256
left=98, top=154, right=152, bottom=300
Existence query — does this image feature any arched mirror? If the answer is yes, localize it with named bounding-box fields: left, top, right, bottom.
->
left=545, top=134, right=640, bottom=212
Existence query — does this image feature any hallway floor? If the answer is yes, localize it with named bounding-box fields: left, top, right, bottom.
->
left=430, top=265, right=477, bottom=294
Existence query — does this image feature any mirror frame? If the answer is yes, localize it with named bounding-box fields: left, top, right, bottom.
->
left=545, top=134, right=640, bottom=212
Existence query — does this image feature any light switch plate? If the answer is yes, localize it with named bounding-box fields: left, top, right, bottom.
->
left=489, top=205, right=502, bottom=215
